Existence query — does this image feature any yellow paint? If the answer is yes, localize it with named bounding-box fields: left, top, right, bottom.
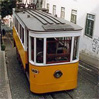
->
left=13, top=27, right=27, bottom=69
left=29, top=62, right=79, bottom=94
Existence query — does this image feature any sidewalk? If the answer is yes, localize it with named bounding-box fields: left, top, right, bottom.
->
left=0, top=38, right=12, bottom=99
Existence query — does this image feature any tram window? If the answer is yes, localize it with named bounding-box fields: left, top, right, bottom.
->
left=15, top=18, right=16, bottom=29
left=20, top=25, right=24, bottom=44
left=18, top=23, right=20, bottom=35
left=17, top=20, right=18, bottom=31
left=22, top=27, right=24, bottom=44
left=73, top=37, right=79, bottom=60
left=20, top=24, right=22, bottom=38
left=15, top=18, right=18, bottom=31
left=15, top=18, right=16, bottom=28
left=47, top=37, right=72, bottom=63
left=31, top=37, right=34, bottom=61
left=36, top=38, right=44, bottom=63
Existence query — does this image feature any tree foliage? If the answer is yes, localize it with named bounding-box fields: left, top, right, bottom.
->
left=1, top=0, right=16, bottom=18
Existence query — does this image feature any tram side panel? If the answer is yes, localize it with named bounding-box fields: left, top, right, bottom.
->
left=29, top=62, right=78, bottom=94
left=13, top=27, right=27, bottom=69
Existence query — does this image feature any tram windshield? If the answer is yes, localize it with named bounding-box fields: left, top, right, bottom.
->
left=73, top=37, right=79, bottom=60
left=30, top=37, right=79, bottom=65
left=46, top=37, right=72, bottom=63
left=31, top=37, right=34, bottom=61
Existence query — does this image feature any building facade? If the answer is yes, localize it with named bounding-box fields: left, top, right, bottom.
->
left=43, top=0, right=99, bottom=68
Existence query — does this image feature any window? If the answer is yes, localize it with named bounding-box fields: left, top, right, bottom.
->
left=36, top=38, right=44, bottom=63
left=46, top=37, right=72, bottom=64
left=47, top=3, right=49, bottom=12
left=60, top=7, right=65, bottom=19
left=53, top=5, right=56, bottom=16
left=15, top=18, right=18, bottom=31
left=21, top=27, right=24, bottom=44
left=20, top=24, right=22, bottom=39
left=85, top=14, right=95, bottom=38
left=71, top=9, right=77, bottom=24
left=73, top=37, right=79, bottom=60
left=20, top=25, right=24, bottom=44
left=15, top=17, right=24, bottom=45
left=31, top=37, right=34, bottom=61
left=18, top=22, right=20, bottom=35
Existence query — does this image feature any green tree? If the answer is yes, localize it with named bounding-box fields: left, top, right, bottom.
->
left=1, top=0, right=16, bottom=18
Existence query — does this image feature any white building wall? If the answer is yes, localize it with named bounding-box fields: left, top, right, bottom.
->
left=45, top=0, right=99, bottom=58
left=22, top=0, right=33, bottom=4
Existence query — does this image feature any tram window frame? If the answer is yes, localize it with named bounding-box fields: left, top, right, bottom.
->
left=20, top=25, right=22, bottom=40
left=15, top=17, right=16, bottom=29
left=46, top=37, right=72, bottom=64
left=14, top=17, right=16, bottom=28
left=20, top=25, right=24, bottom=44
left=36, top=38, right=44, bottom=63
left=16, top=19, right=18, bottom=31
left=30, top=37, right=44, bottom=64
left=18, top=22, right=20, bottom=35
left=73, top=37, right=79, bottom=60
left=15, top=18, right=18, bottom=31
left=20, top=24, right=22, bottom=38
left=22, top=27, right=24, bottom=44
left=31, top=37, right=34, bottom=62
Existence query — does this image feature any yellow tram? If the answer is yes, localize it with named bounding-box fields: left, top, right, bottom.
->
left=13, top=6, right=82, bottom=94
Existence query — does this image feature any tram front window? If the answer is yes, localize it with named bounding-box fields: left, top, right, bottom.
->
left=73, top=37, right=79, bottom=60
left=31, top=37, right=34, bottom=61
left=47, top=37, right=72, bottom=63
left=36, top=38, right=44, bottom=63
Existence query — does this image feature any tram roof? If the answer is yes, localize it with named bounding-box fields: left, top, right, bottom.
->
left=14, top=9, right=82, bottom=32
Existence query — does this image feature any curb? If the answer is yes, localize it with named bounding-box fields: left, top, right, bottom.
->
left=79, top=60, right=99, bottom=72
left=3, top=51, right=12, bottom=99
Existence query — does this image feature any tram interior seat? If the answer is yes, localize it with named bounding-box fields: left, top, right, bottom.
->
left=47, top=38, right=70, bottom=63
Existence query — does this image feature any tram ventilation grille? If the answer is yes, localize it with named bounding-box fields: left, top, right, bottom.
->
left=43, top=24, right=74, bottom=31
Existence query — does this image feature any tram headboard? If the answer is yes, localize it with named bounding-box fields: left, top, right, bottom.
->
left=43, top=24, right=74, bottom=31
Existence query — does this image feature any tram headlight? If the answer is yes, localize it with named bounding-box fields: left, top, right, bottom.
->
left=54, top=70, right=63, bottom=78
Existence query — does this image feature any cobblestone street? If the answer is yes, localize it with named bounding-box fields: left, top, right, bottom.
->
left=3, top=33, right=99, bottom=99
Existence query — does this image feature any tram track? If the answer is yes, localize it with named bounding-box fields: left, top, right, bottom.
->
left=51, top=91, right=72, bottom=99
left=79, top=61, right=99, bottom=85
